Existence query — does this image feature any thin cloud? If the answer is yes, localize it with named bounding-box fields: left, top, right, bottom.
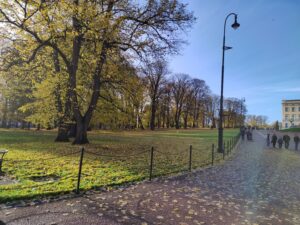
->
left=252, top=86, right=300, bottom=93
left=278, top=87, right=300, bottom=92
left=264, top=87, right=300, bottom=93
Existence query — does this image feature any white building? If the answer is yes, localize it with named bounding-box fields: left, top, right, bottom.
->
left=282, top=99, right=300, bottom=128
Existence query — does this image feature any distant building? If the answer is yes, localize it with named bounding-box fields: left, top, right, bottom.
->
left=282, top=99, right=300, bottom=128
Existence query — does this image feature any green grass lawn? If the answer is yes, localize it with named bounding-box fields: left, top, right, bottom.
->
left=0, top=128, right=239, bottom=202
left=281, top=127, right=300, bottom=132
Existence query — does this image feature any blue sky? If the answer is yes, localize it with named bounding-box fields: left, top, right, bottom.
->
left=169, top=0, right=300, bottom=123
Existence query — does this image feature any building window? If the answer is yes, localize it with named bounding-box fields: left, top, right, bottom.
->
left=292, top=107, right=295, bottom=112
left=298, top=107, right=300, bottom=111
left=285, top=107, right=289, bottom=112
left=285, top=115, right=289, bottom=120
left=285, top=123, right=288, bottom=128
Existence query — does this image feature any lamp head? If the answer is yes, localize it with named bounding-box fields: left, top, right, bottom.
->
left=231, top=15, right=240, bottom=30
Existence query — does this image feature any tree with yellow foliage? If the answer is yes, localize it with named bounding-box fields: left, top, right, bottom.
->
left=0, top=0, right=195, bottom=144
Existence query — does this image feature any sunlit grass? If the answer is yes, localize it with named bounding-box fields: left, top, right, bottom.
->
left=0, top=128, right=239, bottom=202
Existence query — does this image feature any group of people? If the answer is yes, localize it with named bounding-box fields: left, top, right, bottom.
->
left=267, top=133, right=300, bottom=150
left=241, top=126, right=254, bottom=141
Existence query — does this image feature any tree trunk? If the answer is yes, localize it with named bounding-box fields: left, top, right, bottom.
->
left=183, top=113, right=188, bottom=129
left=157, top=113, right=161, bottom=129
left=68, top=123, right=77, bottom=138
left=150, top=101, right=156, bottom=131
left=73, top=119, right=89, bottom=144
left=166, top=107, right=170, bottom=128
left=175, top=113, right=180, bottom=129
left=175, top=120, right=180, bottom=129
left=53, top=49, right=72, bottom=142
left=70, top=3, right=113, bottom=144
left=138, top=115, right=145, bottom=130
left=212, top=117, right=216, bottom=128
left=162, top=111, right=165, bottom=128
left=1, top=98, right=8, bottom=128
left=56, top=127, right=69, bottom=141
left=55, top=123, right=70, bottom=142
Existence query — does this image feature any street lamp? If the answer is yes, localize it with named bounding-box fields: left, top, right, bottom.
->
left=218, top=13, right=240, bottom=153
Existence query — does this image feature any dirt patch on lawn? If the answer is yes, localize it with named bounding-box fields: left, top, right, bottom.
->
left=28, top=174, right=60, bottom=182
left=0, top=175, right=18, bottom=185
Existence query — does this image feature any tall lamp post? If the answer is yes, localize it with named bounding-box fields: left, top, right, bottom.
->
left=218, top=13, right=240, bottom=153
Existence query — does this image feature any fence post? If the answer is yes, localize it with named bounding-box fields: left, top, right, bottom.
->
left=227, top=141, right=229, bottom=155
left=76, top=147, right=85, bottom=194
left=223, top=141, right=225, bottom=159
left=211, top=143, right=214, bottom=166
left=188, top=145, right=192, bottom=172
left=149, top=147, right=154, bottom=181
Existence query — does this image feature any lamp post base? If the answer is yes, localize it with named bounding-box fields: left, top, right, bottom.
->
left=218, top=127, right=224, bottom=153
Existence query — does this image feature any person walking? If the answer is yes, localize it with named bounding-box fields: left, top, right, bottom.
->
left=271, top=134, right=277, bottom=148
left=283, top=135, right=290, bottom=149
left=278, top=138, right=283, bottom=149
left=249, top=131, right=253, bottom=141
left=241, top=127, right=245, bottom=140
left=266, top=133, right=270, bottom=147
left=294, top=136, right=299, bottom=150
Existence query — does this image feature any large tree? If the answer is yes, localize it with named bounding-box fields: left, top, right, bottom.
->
left=0, top=0, right=195, bottom=144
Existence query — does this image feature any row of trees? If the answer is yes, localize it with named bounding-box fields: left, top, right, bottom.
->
left=0, top=63, right=247, bottom=130
left=0, top=1, right=246, bottom=144
left=245, top=115, right=269, bottom=128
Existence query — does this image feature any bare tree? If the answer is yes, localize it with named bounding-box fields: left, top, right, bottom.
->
left=189, top=79, right=210, bottom=128
left=159, top=82, right=173, bottom=128
left=142, top=59, right=168, bottom=130
left=171, top=74, right=190, bottom=129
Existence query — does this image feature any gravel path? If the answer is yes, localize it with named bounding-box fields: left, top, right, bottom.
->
left=1, top=131, right=300, bottom=225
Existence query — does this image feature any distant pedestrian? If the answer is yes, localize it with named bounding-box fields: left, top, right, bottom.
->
left=241, top=127, right=245, bottom=140
left=266, top=133, right=270, bottom=147
left=283, top=135, right=290, bottom=149
left=271, top=134, right=277, bottom=148
left=294, top=136, right=300, bottom=150
left=246, top=130, right=252, bottom=141
left=278, top=138, right=283, bottom=149
left=249, top=131, right=253, bottom=141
